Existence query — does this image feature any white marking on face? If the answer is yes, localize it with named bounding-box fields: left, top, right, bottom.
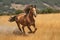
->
left=33, top=8, right=37, bottom=17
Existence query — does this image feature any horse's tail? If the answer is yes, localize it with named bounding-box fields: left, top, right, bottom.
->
left=8, top=16, right=16, bottom=22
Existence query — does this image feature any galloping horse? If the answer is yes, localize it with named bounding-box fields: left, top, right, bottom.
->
left=9, top=6, right=37, bottom=34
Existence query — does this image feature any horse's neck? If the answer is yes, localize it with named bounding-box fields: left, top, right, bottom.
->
left=28, top=12, right=33, bottom=18
left=27, top=12, right=34, bottom=22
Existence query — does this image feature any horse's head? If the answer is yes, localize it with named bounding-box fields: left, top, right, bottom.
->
left=29, top=5, right=37, bottom=17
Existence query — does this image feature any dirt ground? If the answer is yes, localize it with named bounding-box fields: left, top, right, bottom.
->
left=0, top=13, right=60, bottom=40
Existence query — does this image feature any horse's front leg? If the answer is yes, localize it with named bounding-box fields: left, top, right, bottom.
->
left=27, top=25, right=33, bottom=33
left=32, top=23, right=37, bottom=33
left=16, top=22, right=22, bottom=32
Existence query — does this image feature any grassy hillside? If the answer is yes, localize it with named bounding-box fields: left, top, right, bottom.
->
left=0, top=0, right=60, bottom=9
left=0, top=0, right=60, bottom=14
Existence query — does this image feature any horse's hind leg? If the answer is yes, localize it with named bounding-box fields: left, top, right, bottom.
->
left=16, top=22, right=22, bottom=32
left=32, top=23, right=37, bottom=33
left=22, top=26, right=25, bottom=34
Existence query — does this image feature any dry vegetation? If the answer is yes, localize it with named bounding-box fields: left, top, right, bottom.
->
left=0, top=13, right=60, bottom=40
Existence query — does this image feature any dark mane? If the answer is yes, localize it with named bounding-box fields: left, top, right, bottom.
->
left=24, top=6, right=30, bottom=14
left=26, top=7, right=30, bottom=13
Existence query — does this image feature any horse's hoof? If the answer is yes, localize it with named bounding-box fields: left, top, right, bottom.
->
left=23, top=33, right=28, bottom=36
left=32, top=28, right=37, bottom=33
left=28, top=31, right=32, bottom=34
left=35, top=28, right=37, bottom=31
left=20, top=31, right=22, bottom=33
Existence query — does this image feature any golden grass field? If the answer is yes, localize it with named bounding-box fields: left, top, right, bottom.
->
left=0, top=13, right=60, bottom=40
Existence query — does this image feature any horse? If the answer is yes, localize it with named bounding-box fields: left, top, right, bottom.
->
left=9, top=6, right=37, bottom=34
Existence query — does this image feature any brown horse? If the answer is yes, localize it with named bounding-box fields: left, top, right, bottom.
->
left=9, top=7, right=37, bottom=34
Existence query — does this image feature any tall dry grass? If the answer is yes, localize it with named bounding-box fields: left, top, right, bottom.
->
left=0, top=13, right=60, bottom=40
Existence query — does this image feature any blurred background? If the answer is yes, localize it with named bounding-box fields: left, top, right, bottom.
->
left=0, top=0, right=60, bottom=15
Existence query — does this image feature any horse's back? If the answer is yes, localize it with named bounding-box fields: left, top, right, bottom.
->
left=16, top=13, right=26, bottom=21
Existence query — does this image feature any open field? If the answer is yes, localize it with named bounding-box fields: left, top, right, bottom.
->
left=0, top=13, right=60, bottom=40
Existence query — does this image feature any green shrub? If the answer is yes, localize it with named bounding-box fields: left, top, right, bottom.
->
left=15, top=10, right=23, bottom=14
left=36, top=9, right=41, bottom=14
left=37, top=8, right=60, bottom=14
left=41, top=8, right=54, bottom=13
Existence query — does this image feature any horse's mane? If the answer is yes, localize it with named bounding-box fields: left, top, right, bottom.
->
left=24, top=6, right=30, bottom=13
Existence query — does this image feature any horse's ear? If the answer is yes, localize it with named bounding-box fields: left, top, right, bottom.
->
left=34, top=5, right=36, bottom=8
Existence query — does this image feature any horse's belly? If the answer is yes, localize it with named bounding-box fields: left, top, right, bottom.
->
left=21, top=21, right=34, bottom=26
left=19, top=19, right=27, bottom=26
left=20, top=22, right=28, bottom=26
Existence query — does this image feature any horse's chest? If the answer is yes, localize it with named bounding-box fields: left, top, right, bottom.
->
left=27, top=18, right=35, bottom=24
